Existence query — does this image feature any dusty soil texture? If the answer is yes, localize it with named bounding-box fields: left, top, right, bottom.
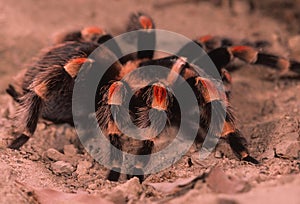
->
left=0, top=0, right=300, bottom=203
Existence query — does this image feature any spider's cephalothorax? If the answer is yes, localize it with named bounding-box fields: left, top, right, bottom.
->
left=7, top=11, right=300, bottom=183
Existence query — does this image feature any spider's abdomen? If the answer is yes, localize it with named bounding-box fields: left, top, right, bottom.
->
left=40, top=83, right=74, bottom=125
left=22, top=42, right=99, bottom=91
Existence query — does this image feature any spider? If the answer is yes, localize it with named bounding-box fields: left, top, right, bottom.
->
left=6, top=12, right=300, bottom=183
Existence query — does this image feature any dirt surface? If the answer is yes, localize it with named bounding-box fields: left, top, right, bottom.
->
left=0, top=0, right=300, bottom=203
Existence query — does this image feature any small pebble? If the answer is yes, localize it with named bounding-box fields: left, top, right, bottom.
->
left=114, top=177, right=142, bottom=198
left=63, top=144, right=77, bottom=156
left=44, top=148, right=65, bottom=161
left=88, top=183, right=97, bottom=190
left=76, top=160, right=93, bottom=176
left=51, top=161, right=74, bottom=175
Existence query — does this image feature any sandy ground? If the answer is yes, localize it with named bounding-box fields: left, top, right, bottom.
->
left=0, top=0, right=300, bottom=203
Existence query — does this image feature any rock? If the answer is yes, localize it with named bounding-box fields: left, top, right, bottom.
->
left=105, top=189, right=126, bottom=204
left=76, top=160, right=93, bottom=176
left=63, top=144, right=77, bottom=157
left=77, top=174, right=92, bottom=183
left=170, top=174, right=300, bottom=204
left=50, top=161, right=74, bottom=175
left=114, top=177, right=142, bottom=198
left=206, top=166, right=249, bottom=194
left=169, top=190, right=220, bottom=204
left=275, top=140, right=300, bottom=159
left=285, top=142, right=300, bottom=159
left=88, top=183, right=97, bottom=190
left=28, top=153, right=40, bottom=161
left=37, top=122, right=47, bottom=130
left=214, top=151, right=223, bottom=158
left=34, top=188, right=113, bottom=204
left=44, top=148, right=65, bottom=161
left=146, top=175, right=199, bottom=193
left=288, top=35, right=300, bottom=57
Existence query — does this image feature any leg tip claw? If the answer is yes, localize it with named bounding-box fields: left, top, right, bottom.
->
left=243, top=155, right=259, bottom=164
left=8, top=134, right=30, bottom=150
left=107, top=167, right=121, bottom=181
left=127, top=167, right=144, bottom=183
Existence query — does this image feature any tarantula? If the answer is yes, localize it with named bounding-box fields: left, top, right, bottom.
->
left=7, top=12, right=300, bottom=182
